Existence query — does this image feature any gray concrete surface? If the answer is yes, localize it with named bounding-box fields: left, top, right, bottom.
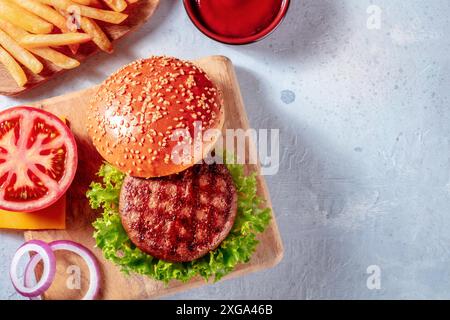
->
left=1, top=0, right=450, bottom=299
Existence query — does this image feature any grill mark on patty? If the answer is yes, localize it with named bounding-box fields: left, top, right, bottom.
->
left=119, top=163, right=238, bottom=262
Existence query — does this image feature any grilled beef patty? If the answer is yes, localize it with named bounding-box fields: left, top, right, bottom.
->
left=119, top=163, right=238, bottom=262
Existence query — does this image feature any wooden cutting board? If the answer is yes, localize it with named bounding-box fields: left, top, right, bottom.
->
left=24, top=55, right=284, bottom=300
left=0, top=0, right=160, bottom=96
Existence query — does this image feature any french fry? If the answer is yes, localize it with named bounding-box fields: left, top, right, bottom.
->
left=0, top=29, right=43, bottom=74
left=103, top=0, right=127, bottom=12
left=0, top=0, right=53, bottom=34
left=80, top=17, right=112, bottom=52
left=37, top=0, right=128, bottom=24
left=72, top=0, right=94, bottom=4
left=55, top=8, right=80, bottom=54
left=11, top=0, right=89, bottom=55
left=0, top=18, right=28, bottom=39
left=73, top=0, right=102, bottom=7
left=0, top=0, right=127, bottom=81
left=20, top=33, right=92, bottom=48
left=0, top=45, right=27, bottom=87
left=11, top=0, right=67, bottom=31
left=0, top=19, right=80, bottom=69
left=30, top=47, right=79, bottom=69
left=56, top=8, right=76, bottom=32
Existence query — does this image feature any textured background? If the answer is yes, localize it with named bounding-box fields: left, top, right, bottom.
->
left=1, top=0, right=450, bottom=299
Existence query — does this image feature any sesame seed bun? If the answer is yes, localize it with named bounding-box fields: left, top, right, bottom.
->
left=87, top=56, right=224, bottom=178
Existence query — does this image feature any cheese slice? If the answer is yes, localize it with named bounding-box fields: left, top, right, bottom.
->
left=0, top=116, right=67, bottom=230
left=0, top=195, right=66, bottom=230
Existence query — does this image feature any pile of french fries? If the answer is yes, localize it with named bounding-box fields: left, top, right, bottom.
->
left=0, top=0, right=136, bottom=87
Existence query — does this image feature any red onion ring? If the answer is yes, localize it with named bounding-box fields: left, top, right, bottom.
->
left=24, top=240, right=101, bottom=300
left=10, top=240, right=56, bottom=298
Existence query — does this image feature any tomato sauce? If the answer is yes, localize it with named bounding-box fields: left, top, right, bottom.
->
left=189, top=0, right=284, bottom=39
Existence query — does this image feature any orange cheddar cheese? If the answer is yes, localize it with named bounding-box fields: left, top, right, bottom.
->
left=0, top=195, right=66, bottom=230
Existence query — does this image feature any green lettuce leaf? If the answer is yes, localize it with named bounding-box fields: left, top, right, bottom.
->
left=86, top=162, right=271, bottom=283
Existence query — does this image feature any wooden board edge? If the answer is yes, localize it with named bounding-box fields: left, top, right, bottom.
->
left=202, top=55, right=285, bottom=260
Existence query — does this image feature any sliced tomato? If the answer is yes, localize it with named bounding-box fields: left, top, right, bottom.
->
left=0, top=106, right=77, bottom=212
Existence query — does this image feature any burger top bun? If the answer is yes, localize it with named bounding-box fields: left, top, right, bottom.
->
left=87, top=56, right=224, bottom=178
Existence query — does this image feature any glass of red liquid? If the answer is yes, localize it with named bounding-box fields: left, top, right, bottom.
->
left=183, top=0, right=291, bottom=45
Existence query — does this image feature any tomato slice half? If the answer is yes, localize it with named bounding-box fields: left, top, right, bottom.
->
left=0, top=107, right=77, bottom=212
